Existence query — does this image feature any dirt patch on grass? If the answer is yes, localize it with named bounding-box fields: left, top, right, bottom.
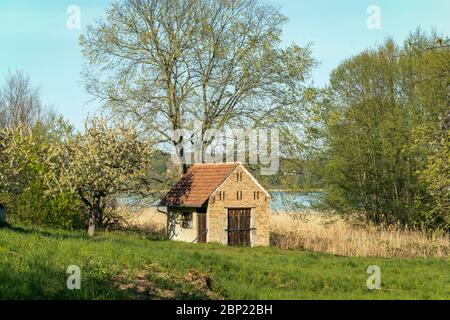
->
left=113, top=264, right=224, bottom=300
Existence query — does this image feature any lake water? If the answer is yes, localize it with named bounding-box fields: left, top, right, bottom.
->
left=270, top=191, right=325, bottom=212
left=118, top=191, right=325, bottom=212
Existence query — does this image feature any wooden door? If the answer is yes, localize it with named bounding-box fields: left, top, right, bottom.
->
left=227, top=208, right=251, bottom=246
left=197, top=213, right=207, bottom=243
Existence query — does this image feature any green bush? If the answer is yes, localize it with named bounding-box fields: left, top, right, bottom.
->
left=0, top=117, right=89, bottom=230
left=5, top=179, right=86, bottom=230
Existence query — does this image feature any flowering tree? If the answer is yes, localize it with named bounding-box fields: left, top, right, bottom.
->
left=47, top=118, right=154, bottom=236
left=0, top=126, right=42, bottom=196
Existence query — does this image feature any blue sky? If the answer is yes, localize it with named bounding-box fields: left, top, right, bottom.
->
left=1, top=0, right=449, bottom=129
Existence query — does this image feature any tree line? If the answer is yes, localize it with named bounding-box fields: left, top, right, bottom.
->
left=310, top=30, right=449, bottom=231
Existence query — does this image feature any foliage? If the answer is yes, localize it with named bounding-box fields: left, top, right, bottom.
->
left=7, top=180, right=85, bottom=229
left=0, top=125, right=39, bottom=195
left=419, top=116, right=450, bottom=231
left=46, top=117, right=155, bottom=236
left=315, top=30, right=449, bottom=231
left=0, top=119, right=84, bottom=229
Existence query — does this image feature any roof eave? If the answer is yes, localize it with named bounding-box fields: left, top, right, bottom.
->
left=163, top=202, right=207, bottom=209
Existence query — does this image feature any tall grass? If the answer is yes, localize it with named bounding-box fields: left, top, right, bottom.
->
left=270, top=213, right=450, bottom=258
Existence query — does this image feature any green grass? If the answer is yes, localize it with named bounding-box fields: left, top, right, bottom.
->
left=0, top=224, right=449, bottom=300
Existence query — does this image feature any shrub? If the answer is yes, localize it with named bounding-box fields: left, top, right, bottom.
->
left=6, top=179, right=86, bottom=229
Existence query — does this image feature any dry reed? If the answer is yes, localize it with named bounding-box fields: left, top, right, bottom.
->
left=270, top=212, right=449, bottom=258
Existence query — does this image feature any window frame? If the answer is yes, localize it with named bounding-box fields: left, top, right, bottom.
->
left=181, top=212, right=193, bottom=229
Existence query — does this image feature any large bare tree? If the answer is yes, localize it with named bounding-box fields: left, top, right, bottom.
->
left=0, top=70, right=51, bottom=129
left=81, top=0, right=316, bottom=173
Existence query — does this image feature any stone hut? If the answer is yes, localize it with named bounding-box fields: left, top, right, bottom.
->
left=161, top=163, right=270, bottom=247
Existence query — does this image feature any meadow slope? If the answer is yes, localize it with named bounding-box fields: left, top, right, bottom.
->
left=0, top=224, right=449, bottom=300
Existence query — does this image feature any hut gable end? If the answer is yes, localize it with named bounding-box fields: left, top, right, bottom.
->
left=210, top=165, right=271, bottom=201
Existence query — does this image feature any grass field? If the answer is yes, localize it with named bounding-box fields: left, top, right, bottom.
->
left=0, top=224, right=449, bottom=300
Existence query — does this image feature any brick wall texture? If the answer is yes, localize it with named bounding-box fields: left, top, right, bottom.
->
left=206, top=166, right=270, bottom=247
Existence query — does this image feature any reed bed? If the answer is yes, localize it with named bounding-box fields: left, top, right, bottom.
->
left=270, top=212, right=449, bottom=258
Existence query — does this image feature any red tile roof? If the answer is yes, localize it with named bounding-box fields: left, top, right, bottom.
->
left=161, top=163, right=240, bottom=207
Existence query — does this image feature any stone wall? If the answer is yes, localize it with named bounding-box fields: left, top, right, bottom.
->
left=206, top=166, right=270, bottom=247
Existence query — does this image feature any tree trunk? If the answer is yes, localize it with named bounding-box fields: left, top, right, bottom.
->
left=88, top=214, right=96, bottom=237
left=178, top=143, right=189, bottom=175
left=87, top=195, right=102, bottom=237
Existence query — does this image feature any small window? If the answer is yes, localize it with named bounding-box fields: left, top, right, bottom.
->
left=237, top=190, right=243, bottom=200
left=181, top=212, right=193, bottom=229
left=236, top=172, right=243, bottom=181
left=253, top=191, right=260, bottom=200
left=219, top=191, right=225, bottom=200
